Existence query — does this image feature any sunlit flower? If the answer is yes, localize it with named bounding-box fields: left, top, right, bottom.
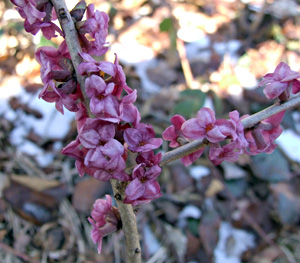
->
left=259, top=62, right=300, bottom=101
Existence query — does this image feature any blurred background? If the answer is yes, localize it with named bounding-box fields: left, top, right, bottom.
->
left=1, top=0, right=300, bottom=262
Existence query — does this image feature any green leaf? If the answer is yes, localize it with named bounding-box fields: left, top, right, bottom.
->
left=173, top=89, right=206, bottom=118
left=159, top=18, right=173, bottom=32
left=36, top=35, right=58, bottom=49
left=187, top=218, right=200, bottom=236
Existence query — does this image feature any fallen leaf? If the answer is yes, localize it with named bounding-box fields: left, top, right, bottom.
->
left=3, top=178, right=62, bottom=225
left=198, top=208, right=221, bottom=256
left=72, top=178, right=112, bottom=214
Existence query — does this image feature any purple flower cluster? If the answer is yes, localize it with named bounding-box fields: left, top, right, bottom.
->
left=11, top=1, right=164, bottom=253
left=259, top=62, right=300, bottom=101
left=11, top=0, right=63, bottom=39
left=35, top=42, right=79, bottom=114
left=162, top=107, right=284, bottom=166
left=88, top=195, right=121, bottom=253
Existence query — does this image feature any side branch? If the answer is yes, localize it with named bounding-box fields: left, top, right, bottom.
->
left=241, top=94, right=300, bottom=128
left=160, top=94, right=300, bottom=166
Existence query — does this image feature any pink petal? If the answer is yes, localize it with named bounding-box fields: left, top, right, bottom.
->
left=182, top=118, right=205, bottom=140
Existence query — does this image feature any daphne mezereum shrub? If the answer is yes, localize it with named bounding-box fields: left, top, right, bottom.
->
left=9, top=0, right=300, bottom=260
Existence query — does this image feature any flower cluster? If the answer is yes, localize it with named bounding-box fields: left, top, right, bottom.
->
left=88, top=195, right=121, bottom=253
left=11, top=0, right=164, bottom=253
left=163, top=107, right=284, bottom=166
left=258, top=62, right=300, bottom=101
left=11, top=0, right=63, bottom=39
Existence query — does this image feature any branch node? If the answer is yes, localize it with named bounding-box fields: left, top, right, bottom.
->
left=114, top=193, right=122, bottom=201
left=58, top=8, right=69, bottom=23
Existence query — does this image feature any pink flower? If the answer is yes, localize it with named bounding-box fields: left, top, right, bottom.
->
left=78, top=52, right=114, bottom=76
left=244, top=111, right=285, bottom=155
left=124, top=164, right=162, bottom=206
left=136, top=151, right=162, bottom=167
left=77, top=118, right=129, bottom=181
left=108, top=55, right=133, bottom=98
left=78, top=53, right=133, bottom=98
left=180, top=148, right=205, bottom=167
left=25, top=20, right=63, bottom=40
left=259, top=62, right=300, bottom=101
left=12, top=0, right=62, bottom=39
left=41, top=81, right=78, bottom=114
left=162, top=115, right=186, bottom=148
left=85, top=75, right=120, bottom=121
left=61, top=137, right=96, bottom=178
left=228, top=110, right=248, bottom=149
left=182, top=107, right=234, bottom=143
left=162, top=114, right=205, bottom=166
left=78, top=118, right=116, bottom=148
left=84, top=139, right=129, bottom=181
left=12, top=0, right=45, bottom=25
left=119, top=90, right=141, bottom=127
left=124, top=123, right=163, bottom=153
left=78, top=4, right=109, bottom=54
left=88, top=195, right=120, bottom=254
left=75, top=102, right=89, bottom=132
left=209, top=142, right=242, bottom=165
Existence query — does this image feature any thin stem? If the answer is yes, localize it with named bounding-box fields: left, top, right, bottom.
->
left=241, top=94, right=300, bottom=128
left=51, top=0, right=92, bottom=117
left=50, top=1, right=141, bottom=262
left=111, top=180, right=142, bottom=263
left=160, top=94, right=300, bottom=166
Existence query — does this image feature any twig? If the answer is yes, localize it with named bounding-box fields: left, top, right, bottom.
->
left=160, top=94, right=300, bottom=166
left=111, top=179, right=142, bottom=263
left=0, top=241, right=41, bottom=263
left=241, top=94, right=300, bottom=128
left=249, top=0, right=268, bottom=34
left=176, top=38, right=198, bottom=89
left=51, top=0, right=92, bottom=117
left=50, top=1, right=141, bottom=262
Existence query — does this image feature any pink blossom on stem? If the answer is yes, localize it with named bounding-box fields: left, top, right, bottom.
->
left=78, top=52, right=115, bottom=76
left=108, top=55, right=133, bottom=98
left=75, top=102, right=89, bottom=132
left=85, top=75, right=120, bottom=120
left=78, top=118, right=116, bottom=148
left=77, top=118, right=129, bottom=181
left=124, top=164, right=162, bottom=206
left=209, top=142, right=242, bottom=165
left=244, top=111, right=285, bottom=155
left=124, top=123, right=163, bottom=153
left=61, top=137, right=96, bottom=178
left=41, top=81, right=78, bottom=114
left=258, top=62, right=300, bottom=101
left=78, top=4, right=109, bottom=55
left=83, top=138, right=129, bottom=181
left=162, top=114, right=205, bottom=166
left=11, top=0, right=45, bottom=25
left=119, top=90, right=141, bottom=127
left=12, top=0, right=62, bottom=39
left=88, top=195, right=120, bottom=254
left=182, top=107, right=234, bottom=143
left=136, top=151, right=162, bottom=167
left=228, top=110, right=249, bottom=148
left=180, top=148, right=205, bottom=167
left=162, top=115, right=186, bottom=148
